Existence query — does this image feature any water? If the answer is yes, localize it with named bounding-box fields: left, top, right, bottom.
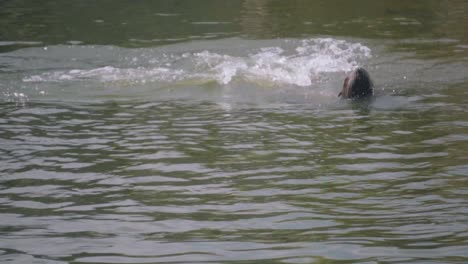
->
left=1, top=1, right=468, bottom=263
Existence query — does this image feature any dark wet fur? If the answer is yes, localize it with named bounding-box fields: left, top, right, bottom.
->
left=338, top=67, right=373, bottom=99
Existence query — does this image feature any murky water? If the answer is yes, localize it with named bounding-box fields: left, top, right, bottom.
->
left=1, top=1, right=467, bottom=263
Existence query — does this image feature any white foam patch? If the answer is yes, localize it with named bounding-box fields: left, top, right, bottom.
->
left=23, top=66, right=186, bottom=83
left=23, top=38, right=371, bottom=87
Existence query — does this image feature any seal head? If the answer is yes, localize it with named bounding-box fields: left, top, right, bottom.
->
left=339, top=67, right=373, bottom=99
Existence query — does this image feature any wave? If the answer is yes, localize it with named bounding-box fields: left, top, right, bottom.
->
left=22, top=38, right=371, bottom=87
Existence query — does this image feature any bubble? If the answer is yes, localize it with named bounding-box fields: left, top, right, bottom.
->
left=22, top=38, right=371, bottom=88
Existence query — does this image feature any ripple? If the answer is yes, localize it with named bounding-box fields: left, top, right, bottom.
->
left=0, top=100, right=467, bottom=263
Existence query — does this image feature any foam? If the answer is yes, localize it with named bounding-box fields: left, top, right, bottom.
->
left=23, top=38, right=371, bottom=87
left=24, top=66, right=186, bottom=83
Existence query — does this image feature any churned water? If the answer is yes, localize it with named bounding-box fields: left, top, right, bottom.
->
left=1, top=1, right=467, bottom=263
left=4, top=38, right=372, bottom=104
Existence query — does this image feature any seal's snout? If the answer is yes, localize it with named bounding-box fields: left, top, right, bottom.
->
left=339, top=67, right=373, bottom=99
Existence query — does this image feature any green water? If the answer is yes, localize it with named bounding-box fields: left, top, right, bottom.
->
left=1, top=1, right=467, bottom=263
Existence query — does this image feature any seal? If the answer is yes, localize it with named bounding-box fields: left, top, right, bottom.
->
left=338, top=67, right=373, bottom=99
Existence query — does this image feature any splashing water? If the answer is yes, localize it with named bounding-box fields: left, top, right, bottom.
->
left=22, top=38, right=371, bottom=87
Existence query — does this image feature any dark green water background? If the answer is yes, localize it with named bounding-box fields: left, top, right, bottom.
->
left=1, top=1, right=467, bottom=263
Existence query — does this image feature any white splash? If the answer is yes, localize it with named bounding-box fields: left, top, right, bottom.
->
left=24, top=66, right=186, bottom=83
left=23, top=38, right=371, bottom=87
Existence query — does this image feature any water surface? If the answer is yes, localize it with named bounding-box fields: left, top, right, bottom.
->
left=1, top=1, right=467, bottom=263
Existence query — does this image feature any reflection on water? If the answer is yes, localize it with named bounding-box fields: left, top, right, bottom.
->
left=1, top=97, right=467, bottom=263
left=0, top=0, right=467, bottom=50
left=1, top=0, right=468, bottom=263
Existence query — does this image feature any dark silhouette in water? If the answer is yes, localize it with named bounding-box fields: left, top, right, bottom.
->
left=339, top=67, right=373, bottom=99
